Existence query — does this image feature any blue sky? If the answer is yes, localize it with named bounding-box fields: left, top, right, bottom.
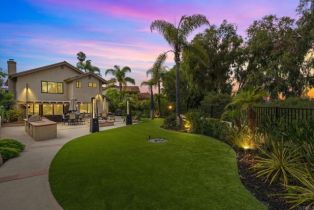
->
left=0, top=0, right=299, bottom=85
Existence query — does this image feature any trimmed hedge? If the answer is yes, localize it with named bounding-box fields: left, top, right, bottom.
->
left=0, top=139, right=24, bottom=161
left=0, top=139, right=25, bottom=152
left=186, top=111, right=234, bottom=143
left=0, top=147, right=20, bottom=160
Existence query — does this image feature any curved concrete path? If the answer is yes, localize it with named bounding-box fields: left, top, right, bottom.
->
left=0, top=120, right=125, bottom=210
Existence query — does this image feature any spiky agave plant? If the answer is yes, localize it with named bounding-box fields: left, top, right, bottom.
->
left=283, top=171, right=314, bottom=209
left=252, top=140, right=305, bottom=186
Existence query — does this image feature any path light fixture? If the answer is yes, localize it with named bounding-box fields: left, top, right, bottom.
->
left=126, top=100, right=132, bottom=125
left=90, top=97, right=99, bottom=133
left=25, top=83, right=29, bottom=119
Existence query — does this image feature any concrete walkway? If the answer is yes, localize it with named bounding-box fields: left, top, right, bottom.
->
left=0, top=119, right=125, bottom=210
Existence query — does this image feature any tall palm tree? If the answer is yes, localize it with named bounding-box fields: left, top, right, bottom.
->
left=147, top=54, right=167, bottom=116
left=141, top=79, right=155, bottom=119
left=151, top=14, right=209, bottom=127
left=76, top=52, right=100, bottom=74
left=105, top=65, right=135, bottom=92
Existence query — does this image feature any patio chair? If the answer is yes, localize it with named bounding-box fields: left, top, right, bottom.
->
left=68, top=113, right=76, bottom=125
left=62, top=114, right=68, bottom=125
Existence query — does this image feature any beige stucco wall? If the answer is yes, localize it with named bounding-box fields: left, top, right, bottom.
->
left=16, top=66, right=80, bottom=102
left=70, top=76, right=102, bottom=102
left=14, top=65, right=109, bottom=115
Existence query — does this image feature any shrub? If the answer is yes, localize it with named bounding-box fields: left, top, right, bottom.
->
left=252, top=140, right=305, bottom=186
left=5, top=109, right=23, bottom=122
left=0, top=139, right=25, bottom=152
left=185, top=111, right=235, bottom=142
left=200, top=92, right=231, bottom=118
left=283, top=172, right=314, bottom=209
left=185, top=111, right=207, bottom=133
left=260, top=117, right=314, bottom=145
left=0, top=147, right=20, bottom=160
left=232, top=127, right=263, bottom=150
left=162, top=113, right=178, bottom=130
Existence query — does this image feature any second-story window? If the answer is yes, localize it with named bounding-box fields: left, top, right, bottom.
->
left=76, top=81, right=81, bottom=88
left=41, top=81, right=63, bottom=94
left=88, top=82, right=97, bottom=88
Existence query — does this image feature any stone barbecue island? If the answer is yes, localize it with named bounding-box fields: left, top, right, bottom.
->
left=25, top=116, right=57, bottom=141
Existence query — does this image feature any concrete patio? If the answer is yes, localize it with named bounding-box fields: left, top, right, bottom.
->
left=0, top=118, right=126, bottom=210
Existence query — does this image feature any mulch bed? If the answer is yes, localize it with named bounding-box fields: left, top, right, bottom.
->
left=235, top=149, right=292, bottom=210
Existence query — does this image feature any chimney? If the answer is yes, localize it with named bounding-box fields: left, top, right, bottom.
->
left=7, top=59, right=16, bottom=75
left=7, top=59, right=17, bottom=98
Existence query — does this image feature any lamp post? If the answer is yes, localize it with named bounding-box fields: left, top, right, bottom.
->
left=25, top=83, right=29, bottom=119
left=90, top=97, right=99, bottom=133
left=126, top=99, right=132, bottom=125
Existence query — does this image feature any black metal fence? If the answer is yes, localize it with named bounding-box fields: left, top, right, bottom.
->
left=202, top=105, right=225, bottom=119
left=254, top=106, right=314, bottom=126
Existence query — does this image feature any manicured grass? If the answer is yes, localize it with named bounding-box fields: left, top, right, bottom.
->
left=49, top=119, right=266, bottom=210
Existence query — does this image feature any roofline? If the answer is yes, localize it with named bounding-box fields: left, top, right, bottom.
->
left=64, top=72, right=107, bottom=84
left=9, top=61, right=83, bottom=78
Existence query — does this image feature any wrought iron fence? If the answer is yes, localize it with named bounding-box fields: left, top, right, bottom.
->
left=254, top=106, right=314, bottom=126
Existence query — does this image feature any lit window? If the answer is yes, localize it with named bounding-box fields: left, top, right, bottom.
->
left=79, top=103, right=91, bottom=113
left=88, top=82, right=97, bottom=88
left=57, top=83, right=63, bottom=93
left=76, top=81, right=81, bottom=88
left=41, top=82, right=48, bottom=93
left=28, top=103, right=40, bottom=115
left=27, top=103, right=34, bottom=115
left=41, top=81, right=63, bottom=94
left=34, top=104, right=39, bottom=115
left=53, top=104, right=63, bottom=115
left=43, top=104, right=53, bottom=115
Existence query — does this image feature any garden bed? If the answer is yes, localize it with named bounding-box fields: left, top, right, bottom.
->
left=236, top=149, right=292, bottom=210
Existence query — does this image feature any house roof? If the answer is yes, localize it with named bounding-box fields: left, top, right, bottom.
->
left=123, top=86, right=140, bottom=93
left=64, top=72, right=107, bottom=84
left=138, top=92, right=150, bottom=100
left=9, top=61, right=83, bottom=78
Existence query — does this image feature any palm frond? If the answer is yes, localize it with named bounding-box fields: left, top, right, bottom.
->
left=146, top=68, right=153, bottom=77
left=121, top=66, right=131, bottom=74
left=179, top=14, right=209, bottom=38
left=107, top=78, right=117, bottom=85
left=105, top=69, right=115, bottom=76
left=113, top=65, right=121, bottom=71
left=125, top=77, right=135, bottom=85
left=150, top=20, right=178, bottom=47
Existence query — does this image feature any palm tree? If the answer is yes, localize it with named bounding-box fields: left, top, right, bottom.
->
left=141, top=79, right=155, bottom=119
left=0, top=69, right=6, bottom=87
left=105, top=65, right=135, bottom=92
left=226, top=89, right=266, bottom=132
left=147, top=54, right=167, bottom=116
left=151, top=14, right=209, bottom=127
left=76, top=52, right=100, bottom=74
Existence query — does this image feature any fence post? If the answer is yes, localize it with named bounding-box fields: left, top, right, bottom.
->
left=275, top=106, right=279, bottom=120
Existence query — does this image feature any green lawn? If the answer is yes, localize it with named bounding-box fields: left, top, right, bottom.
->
left=49, top=119, right=266, bottom=210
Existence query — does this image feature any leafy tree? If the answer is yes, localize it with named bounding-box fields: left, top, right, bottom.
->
left=141, top=79, right=155, bottom=119
left=147, top=54, right=167, bottom=116
left=76, top=51, right=100, bottom=74
left=183, top=20, right=243, bottom=95
left=0, top=69, right=7, bottom=87
left=242, top=15, right=313, bottom=98
left=105, top=65, right=135, bottom=92
left=151, top=14, right=209, bottom=126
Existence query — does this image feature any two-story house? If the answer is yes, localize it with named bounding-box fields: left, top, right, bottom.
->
left=7, top=59, right=108, bottom=121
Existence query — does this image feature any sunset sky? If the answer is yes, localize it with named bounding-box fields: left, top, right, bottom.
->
left=0, top=0, right=299, bottom=86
